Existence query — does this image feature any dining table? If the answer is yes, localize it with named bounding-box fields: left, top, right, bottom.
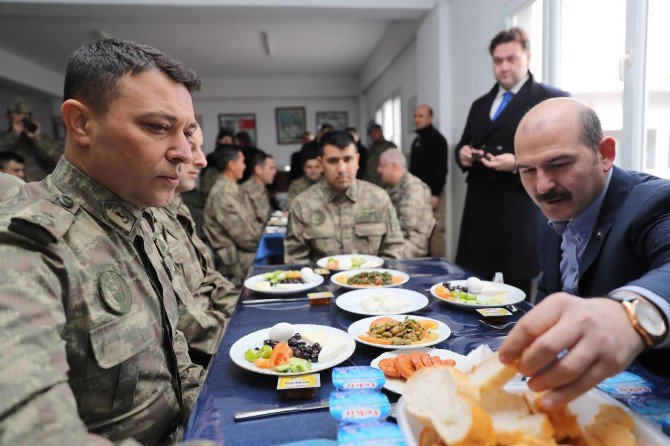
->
left=182, top=257, right=670, bottom=445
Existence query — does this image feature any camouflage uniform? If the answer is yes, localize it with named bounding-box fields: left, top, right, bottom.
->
left=240, top=177, right=271, bottom=225
left=286, top=175, right=319, bottom=209
left=387, top=172, right=436, bottom=258
left=0, top=172, right=24, bottom=202
left=153, top=194, right=238, bottom=358
left=0, top=131, right=63, bottom=182
left=285, top=179, right=405, bottom=264
left=0, top=157, right=206, bottom=446
left=203, top=175, right=263, bottom=285
left=363, top=140, right=397, bottom=187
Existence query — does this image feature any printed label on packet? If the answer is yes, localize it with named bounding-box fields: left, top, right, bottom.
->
left=307, top=291, right=333, bottom=305
left=277, top=374, right=321, bottom=390
left=332, top=366, right=385, bottom=391
left=597, top=371, right=653, bottom=397
left=476, top=307, right=512, bottom=317
left=329, top=390, right=390, bottom=424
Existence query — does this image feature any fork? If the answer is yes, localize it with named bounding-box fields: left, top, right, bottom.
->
left=478, top=319, right=516, bottom=330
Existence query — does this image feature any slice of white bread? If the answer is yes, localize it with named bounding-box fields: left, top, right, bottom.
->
left=524, top=392, right=582, bottom=441
left=573, top=405, right=637, bottom=446
left=404, top=366, right=496, bottom=446
left=468, top=352, right=519, bottom=396
left=490, top=411, right=556, bottom=445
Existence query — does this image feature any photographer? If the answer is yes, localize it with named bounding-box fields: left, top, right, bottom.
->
left=0, top=97, right=63, bottom=182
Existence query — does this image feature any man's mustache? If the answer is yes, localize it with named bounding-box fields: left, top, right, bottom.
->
left=536, top=189, right=571, bottom=202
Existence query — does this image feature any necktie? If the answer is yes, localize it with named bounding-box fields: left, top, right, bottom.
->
left=492, top=91, right=514, bottom=121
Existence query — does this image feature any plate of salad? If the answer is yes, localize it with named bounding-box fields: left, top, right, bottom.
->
left=430, top=277, right=525, bottom=309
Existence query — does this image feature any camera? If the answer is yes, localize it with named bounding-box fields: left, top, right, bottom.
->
left=22, top=113, right=38, bottom=133
left=472, top=152, right=490, bottom=162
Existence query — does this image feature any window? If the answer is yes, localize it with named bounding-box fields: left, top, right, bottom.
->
left=510, top=0, right=543, bottom=81
left=643, top=0, right=670, bottom=178
left=514, top=0, right=665, bottom=177
left=375, top=96, right=402, bottom=148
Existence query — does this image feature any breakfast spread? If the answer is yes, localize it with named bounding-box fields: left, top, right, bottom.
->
left=433, top=277, right=509, bottom=305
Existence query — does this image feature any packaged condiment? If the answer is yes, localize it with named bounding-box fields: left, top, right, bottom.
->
left=277, top=373, right=320, bottom=400
left=329, top=390, right=390, bottom=424
left=337, top=421, right=406, bottom=445
left=476, top=307, right=512, bottom=324
left=308, top=291, right=333, bottom=306
left=332, top=366, right=385, bottom=391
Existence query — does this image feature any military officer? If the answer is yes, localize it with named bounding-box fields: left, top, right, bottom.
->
left=153, top=125, right=238, bottom=366
left=363, top=123, right=397, bottom=187
left=285, top=130, right=404, bottom=264
left=0, top=97, right=63, bottom=182
left=0, top=39, right=216, bottom=445
left=203, top=146, right=263, bottom=285
left=378, top=148, right=435, bottom=258
left=286, top=148, right=321, bottom=208
left=240, top=150, right=277, bottom=224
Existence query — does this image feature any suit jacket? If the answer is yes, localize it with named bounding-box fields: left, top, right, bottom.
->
left=455, top=74, right=569, bottom=279
left=537, top=167, right=670, bottom=375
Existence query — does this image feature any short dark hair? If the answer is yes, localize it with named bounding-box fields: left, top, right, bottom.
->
left=216, top=129, right=234, bottom=143
left=301, top=148, right=320, bottom=166
left=64, top=39, right=200, bottom=115
left=319, top=123, right=333, bottom=132
left=235, top=131, right=253, bottom=147
left=251, top=150, right=273, bottom=172
left=211, top=146, right=242, bottom=173
left=578, top=107, right=603, bottom=152
left=318, top=130, right=356, bottom=156
left=489, top=27, right=530, bottom=55
left=345, top=126, right=357, bottom=134
left=0, top=151, right=24, bottom=169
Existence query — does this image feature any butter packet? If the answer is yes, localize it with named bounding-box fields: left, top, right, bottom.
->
left=329, top=390, right=390, bottom=424
left=308, top=291, right=333, bottom=306
left=277, top=374, right=321, bottom=400
left=337, top=421, right=406, bottom=445
left=332, top=366, right=385, bottom=391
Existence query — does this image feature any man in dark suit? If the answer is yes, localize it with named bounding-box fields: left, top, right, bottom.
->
left=455, top=27, right=569, bottom=296
left=500, top=98, right=669, bottom=412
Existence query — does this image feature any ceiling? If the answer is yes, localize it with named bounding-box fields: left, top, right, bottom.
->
left=0, top=0, right=432, bottom=83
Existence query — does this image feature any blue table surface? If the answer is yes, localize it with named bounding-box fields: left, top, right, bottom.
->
left=182, top=258, right=670, bottom=445
left=254, top=232, right=286, bottom=265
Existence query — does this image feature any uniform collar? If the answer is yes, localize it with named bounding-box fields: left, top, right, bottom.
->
left=163, top=193, right=181, bottom=218
left=321, top=178, right=359, bottom=203
left=51, top=157, right=143, bottom=239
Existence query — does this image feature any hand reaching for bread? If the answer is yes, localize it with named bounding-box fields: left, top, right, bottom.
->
left=498, top=293, right=645, bottom=410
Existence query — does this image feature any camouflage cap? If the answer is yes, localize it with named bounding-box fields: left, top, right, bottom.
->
left=8, top=97, right=29, bottom=114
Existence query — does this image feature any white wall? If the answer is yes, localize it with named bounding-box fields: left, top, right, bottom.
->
left=194, top=94, right=358, bottom=169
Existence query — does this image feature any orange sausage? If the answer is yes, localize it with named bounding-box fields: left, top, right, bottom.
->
left=378, top=358, right=402, bottom=379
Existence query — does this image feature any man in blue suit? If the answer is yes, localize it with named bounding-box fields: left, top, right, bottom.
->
left=455, top=28, right=569, bottom=297
left=500, top=98, right=669, bottom=411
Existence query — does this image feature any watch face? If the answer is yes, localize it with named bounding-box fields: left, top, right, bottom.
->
left=636, top=302, right=667, bottom=337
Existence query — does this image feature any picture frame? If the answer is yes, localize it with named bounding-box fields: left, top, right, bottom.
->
left=316, top=111, right=348, bottom=131
left=52, top=116, right=66, bottom=142
left=218, top=113, right=257, bottom=146
left=275, top=106, right=306, bottom=144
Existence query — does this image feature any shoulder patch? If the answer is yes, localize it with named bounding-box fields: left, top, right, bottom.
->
left=8, top=198, right=78, bottom=245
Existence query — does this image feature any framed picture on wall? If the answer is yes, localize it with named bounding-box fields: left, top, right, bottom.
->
left=275, top=106, right=306, bottom=144
left=218, top=113, right=257, bottom=146
left=316, top=111, right=348, bottom=131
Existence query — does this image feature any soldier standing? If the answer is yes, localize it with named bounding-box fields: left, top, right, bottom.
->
left=0, top=97, right=63, bottom=182
left=153, top=125, right=238, bottom=367
left=285, top=130, right=404, bottom=264
left=378, top=148, right=435, bottom=258
left=0, top=39, right=214, bottom=445
left=203, top=146, right=263, bottom=285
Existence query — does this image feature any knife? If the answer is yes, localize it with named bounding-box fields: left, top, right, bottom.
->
left=234, top=401, right=397, bottom=421
left=234, top=400, right=329, bottom=421
left=243, top=297, right=309, bottom=305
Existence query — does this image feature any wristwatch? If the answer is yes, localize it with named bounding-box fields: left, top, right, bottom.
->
left=611, top=292, right=667, bottom=348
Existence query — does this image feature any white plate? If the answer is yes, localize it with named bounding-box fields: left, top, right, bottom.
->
left=244, top=271, right=324, bottom=295
left=347, top=315, right=451, bottom=349
left=331, top=268, right=410, bottom=289
left=396, top=389, right=667, bottom=446
left=316, top=254, right=384, bottom=271
left=430, top=280, right=525, bottom=309
left=336, top=288, right=428, bottom=316
left=370, top=347, right=466, bottom=394
left=229, top=324, right=356, bottom=376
